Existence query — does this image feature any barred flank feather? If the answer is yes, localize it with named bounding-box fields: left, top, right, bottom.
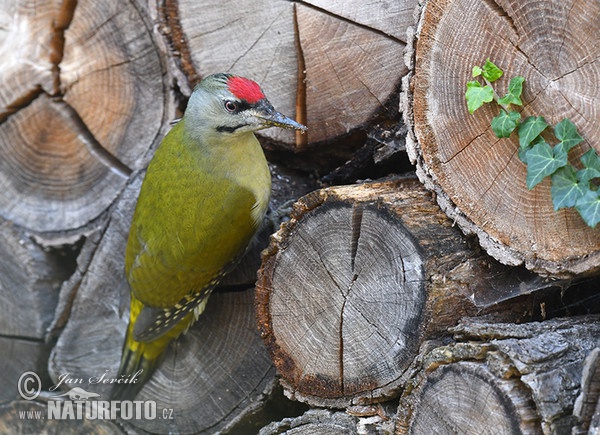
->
left=110, top=294, right=210, bottom=400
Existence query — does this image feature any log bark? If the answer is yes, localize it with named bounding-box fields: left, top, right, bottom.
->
left=402, top=0, right=600, bottom=277
left=573, top=348, right=600, bottom=434
left=259, top=408, right=390, bottom=435
left=256, top=176, right=562, bottom=408
left=162, top=0, right=411, bottom=148
left=396, top=316, right=600, bottom=434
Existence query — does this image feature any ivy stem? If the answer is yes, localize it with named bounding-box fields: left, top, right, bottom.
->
left=483, top=77, right=510, bottom=112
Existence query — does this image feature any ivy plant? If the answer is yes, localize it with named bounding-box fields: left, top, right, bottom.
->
left=465, top=59, right=600, bottom=228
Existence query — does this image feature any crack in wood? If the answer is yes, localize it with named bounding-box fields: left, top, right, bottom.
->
left=350, top=204, right=363, bottom=273
left=0, top=86, right=44, bottom=124
left=292, top=0, right=404, bottom=44
left=293, top=4, right=308, bottom=149
left=337, top=204, right=365, bottom=394
left=50, top=0, right=77, bottom=96
left=481, top=0, right=519, bottom=37
left=227, top=8, right=284, bottom=72
left=53, top=98, right=132, bottom=179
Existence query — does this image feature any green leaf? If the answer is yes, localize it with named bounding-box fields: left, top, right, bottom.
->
left=581, top=148, right=600, bottom=170
left=498, top=76, right=524, bottom=106
left=578, top=149, right=600, bottom=183
left=575, top=189, right=600, bottom=228
left=524, top=140, right=568, bottom=189
left=465, top=81, right=494, bottom=113
left=518, top=116, right=548, bottom=149
left=482, top=59, right=503, bottom=82
left=554, top=118, right=583, bottom=152
left=491, top=110, right=521, bottom=138
left=551, top=166, right=587, bottom=210
left=518, top=135, right=545, bottom=163
left=472, top=65, right=483, bottom=77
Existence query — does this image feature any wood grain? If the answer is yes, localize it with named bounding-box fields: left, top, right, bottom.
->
left=0, top=0, right=165, bottom=236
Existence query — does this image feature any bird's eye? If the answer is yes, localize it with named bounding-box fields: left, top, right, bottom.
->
left=224, top=101, right=237, bottom=112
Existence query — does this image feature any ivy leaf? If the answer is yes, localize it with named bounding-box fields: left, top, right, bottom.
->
left=577, top=148, right=600, bottom=184
left=551, top=166, right=587, bottom=210
left=491, top=110, right=521, bottom=138
left=554, top=118, right=583, bottom=152
left=518, top=116, right=548, bottom=149
left=524, top=140, right=568, bottom=189
left=581, top=148, right=600, bottom=170
left=472, top=65, right=483, bottom=77
left=498, top=76, right=524, bottom=106
left=575, top=189, right=600, bottom=228
left=466, top=81, right=494, bottom=113
left=482, top=59, right=503, bottom=82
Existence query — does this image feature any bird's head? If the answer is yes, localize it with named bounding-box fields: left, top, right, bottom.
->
left=184, top=73, right=307, bottom=137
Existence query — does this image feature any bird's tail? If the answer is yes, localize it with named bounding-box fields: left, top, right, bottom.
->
left=110, top=326, right=166, bottom=401
left=111, top=296, right=204, bottom=401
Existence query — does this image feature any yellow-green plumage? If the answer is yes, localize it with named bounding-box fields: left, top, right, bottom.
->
left=113, top=73, right=305, bottom=400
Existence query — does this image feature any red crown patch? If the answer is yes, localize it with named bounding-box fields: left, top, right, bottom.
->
left=227, top=76, right=265, bottom=104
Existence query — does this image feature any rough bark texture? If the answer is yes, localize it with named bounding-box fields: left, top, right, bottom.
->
left=397, top=316, right=600, bottom=434
left=402, top=0, right=600, bottom=277
left=256, top=176, right=563, bottom=408
left=259, top=408, right=395, bottom=435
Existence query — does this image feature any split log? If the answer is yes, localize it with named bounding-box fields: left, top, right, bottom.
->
left=161, top=0, right=412, bottom=148
left=256, top=176, right=564, bottom=408
left=402, top=0, right=600, bottom=277
left=396, top=316, right=600, bottom=434
left=0, top=338, right=52, bottom=403
left=0, top=0, right=167, bottom=240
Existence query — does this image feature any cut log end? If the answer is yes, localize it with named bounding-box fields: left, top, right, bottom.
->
left=256, top=177, right=508, bottom=407
left=257, top=181, right=429, bottom=406
left=404, top=0, right=600, bottom=277
left=400, top=361, right=541, bottom=434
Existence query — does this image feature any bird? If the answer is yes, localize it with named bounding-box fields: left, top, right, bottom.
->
left=112, top=73, right=307, bottom=400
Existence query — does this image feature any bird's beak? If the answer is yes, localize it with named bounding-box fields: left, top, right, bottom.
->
left=254, top=100, right=307, bottom=132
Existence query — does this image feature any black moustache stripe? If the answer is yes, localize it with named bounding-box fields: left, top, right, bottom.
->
left=216, top=124, right=247, bottom=133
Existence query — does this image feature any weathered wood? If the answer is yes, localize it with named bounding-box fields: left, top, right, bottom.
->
left=573, top=348, right=600, bottom=434
left=0, top=0, right=166, bottom=239
left=260, top=408, right=394, bottom=435
left=162, top=0, right=411, bottom=147
left=397, top=316, right=600, bottom=434
left=402, top=0, right=600, bottom=277
left=256, top=176, right=561, bottom=408
left=0, top=220, right=68, bottom=340
left=0, top=337, right=52, bottom=403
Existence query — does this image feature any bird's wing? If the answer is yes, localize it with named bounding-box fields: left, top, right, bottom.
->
left=125, top=178, right=259, bottom=341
